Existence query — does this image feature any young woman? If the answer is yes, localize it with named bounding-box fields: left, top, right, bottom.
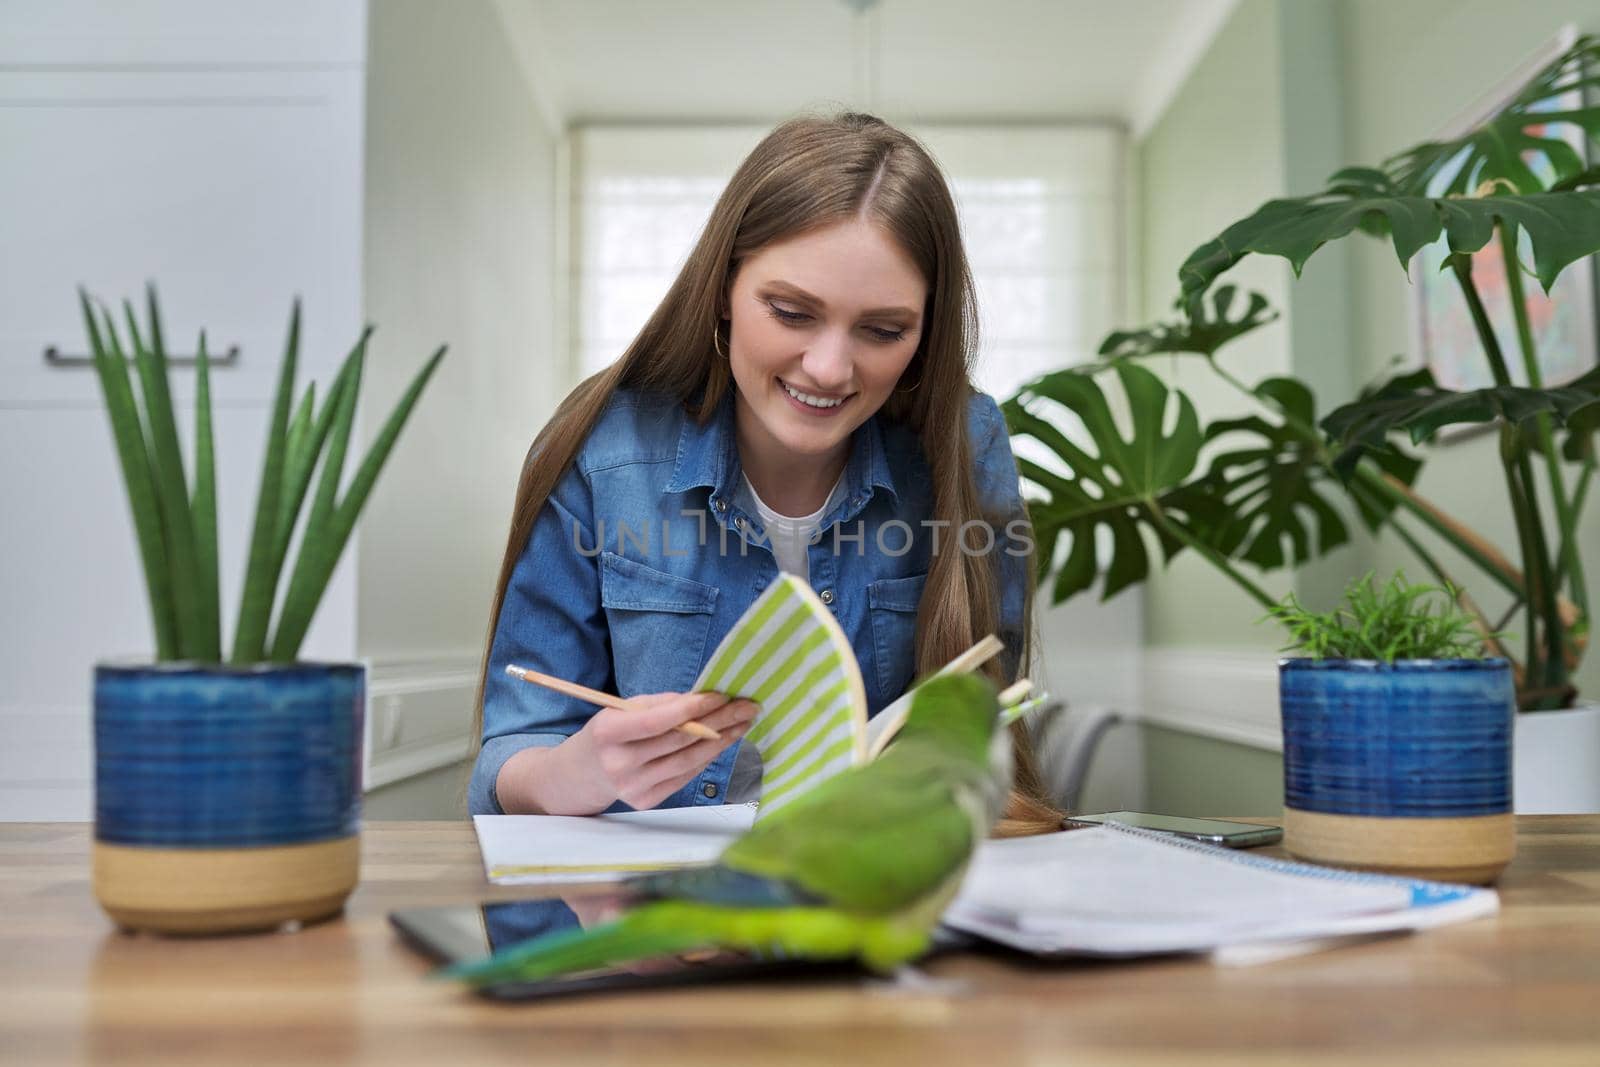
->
left=469, top=110, right=1060, bottom=835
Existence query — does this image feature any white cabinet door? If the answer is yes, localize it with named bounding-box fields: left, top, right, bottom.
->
left=0, top=9, right=366, bottom=819
left=0, top=0, right=365, bottom=68
left=0, top=68, right=365, bottom=407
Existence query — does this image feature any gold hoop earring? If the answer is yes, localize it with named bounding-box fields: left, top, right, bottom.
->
left=712, top=324, right=729, bottom=360
left=896, top=366, right=923, bottom=393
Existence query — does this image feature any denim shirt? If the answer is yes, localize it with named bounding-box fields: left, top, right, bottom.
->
left=468, top=384, right=1029, bottom=816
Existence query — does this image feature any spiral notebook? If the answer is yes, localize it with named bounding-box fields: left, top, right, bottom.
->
left=942, top=822, right=1499, bottom=961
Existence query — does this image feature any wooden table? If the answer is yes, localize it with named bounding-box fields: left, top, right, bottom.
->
left=2, top=818, right=1598, bottom=1066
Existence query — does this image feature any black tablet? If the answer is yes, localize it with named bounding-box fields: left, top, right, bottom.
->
left=391, top=896, right=968, bottom=1001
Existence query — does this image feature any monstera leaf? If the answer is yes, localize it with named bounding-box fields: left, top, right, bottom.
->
left=1179, top=169, right=1600, bottom=303
left=1190, top=379, right=1421, bottom=571
left=1181, top=37, right=1600, bottom=303
left=1099, top=285, right=1279, bottom=361
left=1002, top=363, right=1210, bottom=603
left=1323, top=364, right=1600, bottom=475
left=1386, top=36, right=1600, bottom=197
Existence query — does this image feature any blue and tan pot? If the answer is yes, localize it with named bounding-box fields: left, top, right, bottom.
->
left=92, top=661, right=365, bottom=934
left=1279, top=658, right=1515, bottom=885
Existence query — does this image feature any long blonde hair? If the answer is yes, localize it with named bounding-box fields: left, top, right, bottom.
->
left=474, top=110, right=1059, bottom=835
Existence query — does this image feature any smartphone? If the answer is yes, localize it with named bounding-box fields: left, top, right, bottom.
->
left=390, top=897, right=970, bottom=1001
left=1061, top=811, right=1282, bottom=848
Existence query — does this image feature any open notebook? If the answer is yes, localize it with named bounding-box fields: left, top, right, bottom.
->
left=688, top=573, right=1042, bottom=818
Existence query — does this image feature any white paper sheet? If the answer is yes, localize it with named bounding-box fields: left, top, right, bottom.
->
left=473, top=803, right=758, bottom=885
left=942, top=824, right=1498, bottom=958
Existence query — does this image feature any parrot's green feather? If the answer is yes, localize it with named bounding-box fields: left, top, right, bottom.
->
left=715, top=674, right=995, bottom=911
left=440, top=906, right=707, bottom=986
left=444, top=673, right=1003, bottom=988
left=442, top=899, right=942, bottom=985
left=720, top=758, right=980, bottom=912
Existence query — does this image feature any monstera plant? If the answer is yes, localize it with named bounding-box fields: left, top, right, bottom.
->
left=1006, top=35, right=1600, bottom=712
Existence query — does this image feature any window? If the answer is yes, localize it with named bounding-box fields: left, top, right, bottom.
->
left=569, top=127, right=769, bottom=380
left=568, top=124, right=1126, bottom=407
left=918, top=126, right=1125, bottom=403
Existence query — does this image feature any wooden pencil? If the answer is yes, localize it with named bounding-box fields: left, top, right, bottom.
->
left=865, top=634, right=1006, bottom=758
left=503, top=664, right=722, bottom=740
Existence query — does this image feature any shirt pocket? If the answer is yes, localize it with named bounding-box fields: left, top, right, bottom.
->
left=867, top=571, right=928, bottom=704
left=599, top=551, right=720, bottom=697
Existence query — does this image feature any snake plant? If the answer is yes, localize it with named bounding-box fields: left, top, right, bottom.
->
left=82, top=286, right=445, bottom=664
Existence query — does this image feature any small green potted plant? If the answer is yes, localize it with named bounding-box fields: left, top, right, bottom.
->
left=85, top=286, right=444, bottom=934
left=1269, top=572, right=1515, bottom=884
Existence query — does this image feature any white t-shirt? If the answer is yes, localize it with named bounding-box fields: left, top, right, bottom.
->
left=740, top=469, right=845, bottom=582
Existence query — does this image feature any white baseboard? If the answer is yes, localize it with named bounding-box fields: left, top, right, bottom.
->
left=1136, top=648, right=1281, bottom=751
left=364, top=656, right=479, bottom=791
left=0, top=782, right=91, bottom=822
left=0, top=705, right=92, bottom=821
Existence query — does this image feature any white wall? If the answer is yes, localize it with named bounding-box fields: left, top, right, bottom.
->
left=360, top=0, right=560, bottom=663
left=359, top=0, right=563, bottom=809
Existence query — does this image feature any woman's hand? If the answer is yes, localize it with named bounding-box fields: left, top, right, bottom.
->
left=578, top=691, right=759, bottom=810
left=496, top=691, right=759, bottom=815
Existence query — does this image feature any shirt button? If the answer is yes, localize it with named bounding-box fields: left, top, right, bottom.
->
left=819, top=588, right=835, bottom=605
left=702, top=782, right=719, bottom=798
left=714, top=498, right=728, bottom=513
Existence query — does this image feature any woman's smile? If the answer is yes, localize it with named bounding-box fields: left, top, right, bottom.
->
left=777, top=376, right=854, bottom=417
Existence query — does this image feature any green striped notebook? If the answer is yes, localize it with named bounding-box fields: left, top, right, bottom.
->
left=690, top=576, right=866, bottom=818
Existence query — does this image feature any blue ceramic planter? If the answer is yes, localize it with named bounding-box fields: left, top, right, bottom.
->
left=1278, top=658, right=1516, bottom=884
left=92, top=661, right=366, bottom=933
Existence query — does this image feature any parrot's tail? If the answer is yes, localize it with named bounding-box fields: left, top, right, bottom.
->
left=438, top=904, right=709, bottom=987
left=439, top=901, right=933, bottom=987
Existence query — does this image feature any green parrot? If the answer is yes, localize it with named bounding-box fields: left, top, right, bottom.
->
left=442, top=671, right=1011, bottom=986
